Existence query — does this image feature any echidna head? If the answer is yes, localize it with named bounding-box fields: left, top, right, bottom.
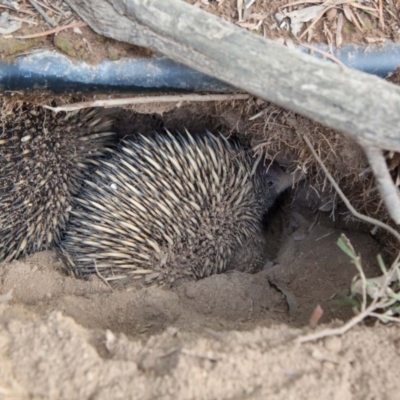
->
left=258, top=162, right=296, bottom=212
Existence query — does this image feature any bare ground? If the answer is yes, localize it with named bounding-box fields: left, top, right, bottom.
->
left=1, top=309, right=400, bottom=400
left=0, top=193, right=394, bottom=399
left=0, top=94, right=397, bottom=399
left=1, top=1, right=400, bottom=398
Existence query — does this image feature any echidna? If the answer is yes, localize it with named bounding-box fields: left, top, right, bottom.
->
left=0, top=104, right=115, bottom=262
left=56, top=130, right=294, bottom=285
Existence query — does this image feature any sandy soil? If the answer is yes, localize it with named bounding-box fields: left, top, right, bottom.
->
left=0, top=92, right=397, bottom=400
left=0, top=188, right=394, bottom=399
left=0, top=95, right=397, bottom=400
left=1, top=1, right=400, bottom=399
left=1, top=309, right=400, bottom=400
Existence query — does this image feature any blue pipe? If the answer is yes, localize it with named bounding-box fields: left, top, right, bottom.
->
left=0, top=41, right=399, bottom=93
left=300, top=41, right=400, bottom=77
left=0, top=51, right=233, bottom=93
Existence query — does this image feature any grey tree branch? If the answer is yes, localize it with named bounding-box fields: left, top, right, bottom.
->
left=363, top=146, right=400, bottom=224
left=65, top=0, right=400, bottom=223
left=65, top=0, right=400, bottom=152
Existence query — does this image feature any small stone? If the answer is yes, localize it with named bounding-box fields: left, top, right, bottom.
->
left=324, top=336, right=342, bottom=353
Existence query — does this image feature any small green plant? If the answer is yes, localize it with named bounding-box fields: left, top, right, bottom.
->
left=297, top=234, right=400, bottom=343
left=339, top=234, right=400, bottom=324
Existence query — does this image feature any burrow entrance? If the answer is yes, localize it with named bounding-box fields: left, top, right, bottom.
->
left=0, top=95, right=386, bottom=337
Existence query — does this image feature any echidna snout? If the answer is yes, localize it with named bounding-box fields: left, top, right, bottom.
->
left=56, top=130, right=294, bottom=286
left=258, top=163, right=296, bottom=211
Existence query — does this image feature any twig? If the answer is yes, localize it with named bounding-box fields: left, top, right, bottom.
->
left=348, top=2, right=378, bottom=13
left=302, top=135, right=400, bottom=243
left=0, top=4, right=35, bottom=15
left=237, top=0, right=243, bottom=22
left=94, top=261, right=113, bottom=291
left=298, top=42, right=346, bottom=68
left=279, top=0, right=321, bottom=8
left=297, top=252, right=400, bottom=343
left=10, top=16, right=38, bottom=25
left=336, top=12, right=343, bottom=48
left=363, top=146, right=400, bottom=225
left=297, top=136, right=400, bottom=343
left=13, top=21, right=86, bottom=39
left=64, top=0, right=400, bottom=154
left=369, top=313, right=400, bottom=322
left=299, top=5, right=335, bottom=40
left=343, top=5, right=362, bottom=32
left=32, top=0, right=62, bottom=16
left=43, top=93, right=250, bottom=113
left=378, top=0, right=384, bottom=30
left=50, top=2, right=67, bottom=17
left=28, top=0, right=56, bottom=27
left=0, top=0, right=18, bottom=10
left=297, top=299, right=379, bottom=343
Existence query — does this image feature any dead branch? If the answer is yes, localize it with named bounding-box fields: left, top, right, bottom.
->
left=64, top=0, right=400, bottom=153
left=363, top=146, right=400, bottom=224
left=44, top=93, right=250, bottom=112
left=296, top=250, right=400, bottom=343
left=65, top=0, right=400, bottom=224
left=28, top=0, right=56, bottom=27
left=13, top=21, right=86, bottom=39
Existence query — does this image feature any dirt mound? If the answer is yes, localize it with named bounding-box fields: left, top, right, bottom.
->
left=0, top=203, right=392, bottom=399
left=1, top=308, right=400, bottom=400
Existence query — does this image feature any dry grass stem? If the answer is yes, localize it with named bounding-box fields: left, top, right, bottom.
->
left=44, top=94, right=250, bottom=112
left=378, top=0, right=384, bottom=29
left=298, top=43, right=346, bottom=67
left=13, top=21, right=86, bottom=39
left=302, top=135, right=400, bottom=242
left=94, top=261, right=113, bottom=291
left=296, top=136, right=400, bottom=343
left=297, top=248, right=400, bottom=343
left=28, top=0, right=56, bottom=27
left=280, top=0, right=381, bottom=42
left=336, top=12, right=343, bottom=47
left=297, top=301, right=380, bottom=343
left=298, top=5, right=333, bottom=39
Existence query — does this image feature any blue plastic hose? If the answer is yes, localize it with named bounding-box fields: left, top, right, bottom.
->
left=0, top=41, right=399, bottom=93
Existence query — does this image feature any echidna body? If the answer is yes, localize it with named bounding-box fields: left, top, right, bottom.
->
left=57, top=131, right=293, bottom=285
left=0, top=104, right=114, bottom=262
